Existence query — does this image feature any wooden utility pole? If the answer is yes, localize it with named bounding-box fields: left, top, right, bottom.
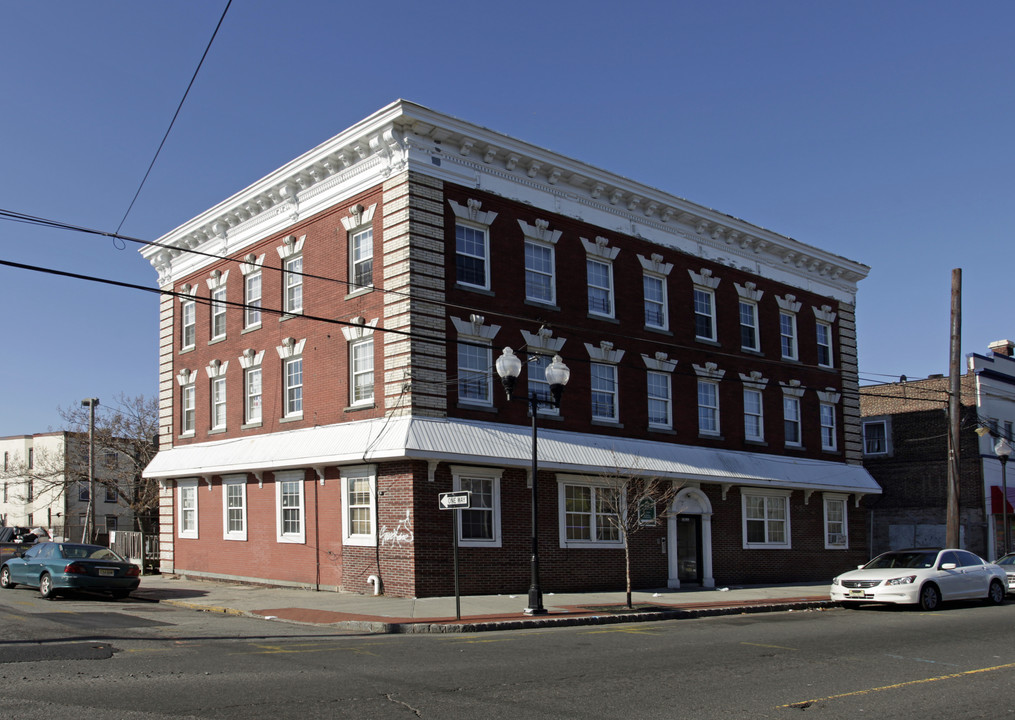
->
left=947, top=269, right=961, bottom=547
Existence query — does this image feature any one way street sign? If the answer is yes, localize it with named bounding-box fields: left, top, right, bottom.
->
left=439, top=491, right=471, bottom=510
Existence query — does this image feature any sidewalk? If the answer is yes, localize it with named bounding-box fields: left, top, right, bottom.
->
left=131, top=574, right=835, bottom=634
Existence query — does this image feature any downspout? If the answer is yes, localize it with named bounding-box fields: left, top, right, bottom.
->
left=314, top=473, right=320, bottom=591
left=367, top=574, right=382, bottom=595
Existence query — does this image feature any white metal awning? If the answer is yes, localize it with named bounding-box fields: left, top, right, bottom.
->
left=143, top=416, right=881, bottom=495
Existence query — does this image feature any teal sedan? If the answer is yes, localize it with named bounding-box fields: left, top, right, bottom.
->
left=0, top=542, right=140, bottom=599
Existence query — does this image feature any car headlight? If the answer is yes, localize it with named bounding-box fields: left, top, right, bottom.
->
left=885, top=575, right=916, bottom=586
left=831, top=577, right=840, bottom=586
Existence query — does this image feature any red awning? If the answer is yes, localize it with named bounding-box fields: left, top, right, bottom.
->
left=990, top=485, right=1015, bottom=514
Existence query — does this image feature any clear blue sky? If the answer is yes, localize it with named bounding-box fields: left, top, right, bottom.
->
left=2, top=1, right=1012, bottom=436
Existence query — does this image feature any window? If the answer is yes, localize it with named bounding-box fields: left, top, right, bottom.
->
left=452, top=467, right=502, bottom=547
left=863, top=420, right=888, bottom=455
left=820, top=403, right=837, bottom=451
left=181, top=383, right=196, bottom=435
left=458, top=343, right=492, bottom=406
left=181, top=299, right=196, bottom=349
left=104, top=484, right=117, bottom=503
left=824, top=494, right=848, bottom=548
left=211, top=287, right=227, bottom=340
left=524, top=240, right=555, bottom=304
left=780, top=311, right=798, bottom=360
left=2, top=483, right=6, bottom=503
left=28, top=448, right=33, bottom=469
left=647, top=371, right=672, bottom=429
left=455, top=223, right=489, bottom=289
left=740, top=300, right=760, bottom=351
left=244, top=367, right=262, bottom=425
left=350, top=338, right=374, bottom=406
left=693, top=288, right=716, bottom=341
left=284, top=255, right=303, bottom=314
left=350, top=227, right=373, bottom=290
left=275, top=471, right=305, bottom=544
left=643, top=274, right=667, bottom=329
left=244, top=271, right=262, bottom=328
left=341, top=466, right=376, bottom=546
left=284, top=357, right=303, bottom=418
left=591, top=363, right=619, bottom=422
left=178, top=479, right=198, bottom=539
left=697, top=380, right=720, bottom=435
left=783, top=396, right=801, bottom=447
left=526, top=354, right=558, bottom=415
left=223, top=476, right=247, bottom=541
left=743, top=490, right=790, bottom=548
left=587, top=258, right=614, bottom=317
left=105, top=516, right=117, bottom=533
left=816, top=321, right=833, bottom=367
left=26, top=478, right=33, bottom=502
left=744, top=388, right=764, bottom=442
left=559, top=481, right=623, bottom=547
left=211, top=376, right=227, bottom=430
left=78, top=482, right=89, bottom=501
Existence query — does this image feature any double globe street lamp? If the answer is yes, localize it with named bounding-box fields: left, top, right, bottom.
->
left=495, top=347, right=570, bottom=615
left=995, top=437, right=1012, bottom=556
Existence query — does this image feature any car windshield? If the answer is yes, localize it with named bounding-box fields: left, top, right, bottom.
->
left=996, top=554, right=1015, bottom=567
left=57, top=544, right=126, bottom=562
left=864, top=551, right=939, bottom=569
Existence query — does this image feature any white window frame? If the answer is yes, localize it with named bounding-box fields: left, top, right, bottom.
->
left=824, top=493, right=848, bottom=549
left=340, top=466, right=376, bottom=547
left=244, top=270, right=262, bottom=329
left=222, top=475, right=247, bottom=541
left=816, top=321, right=834, bottom=368
left=350, top=226, right=374, bottom=291
left=275, top=470, right=305, bottom=544
left=457, top=342, right=493, bottom=407
left=455, top=221, right=491, bottom=290
left=451, top=466, right=502, bottom=547
left=744, top=388, right=765, bottom=442
left=586, top=258, right=615, bottom=318
left=284, top=254, right=304, bottom=315
left=697, top=379, right=720, bottom=436
left=350, top=337, right=374, bottom=406
left=244, top=366, right=262, bottom=425
left=210, top=287, right=227, bottom=340
left=557, top=477, right=625, bottom=549
left=780, top=311, right=798, bottom=360
left=526, top=353, right=559, bottom=416
left=643, top=273, right=668, bottom=330
left=524, top=239, right=556, bottom=305
left=820, top=402, right=837, bottom=451
left=693, top=287, right=717, bottom=342
left=181, top=299, right=196, bottom=350
left=210, top=376, right=226, bottom=431
left=863, top=419, right=890, bottom=455
left=646, top=371, right=672, bottom=429
left=591, top=362, right=619, bottom=422
left=742, top=489, right=791, bottom=549
left=739, top=300, right=760, bottom=352
left=783, top=395, right=802, bottom=447
left=284, top=356, right=303, bottom=418
left=178, top=479, right=199, bottom=539
left=181, top=383, right=196, bottom=436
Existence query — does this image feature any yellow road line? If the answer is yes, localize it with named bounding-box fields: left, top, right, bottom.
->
left=742, top=642, right=797, bottom=651
left=781, top=661, right=1015, bottom=708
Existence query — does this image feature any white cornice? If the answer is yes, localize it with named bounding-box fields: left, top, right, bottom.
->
left=142, top=100, right=870, bottom=301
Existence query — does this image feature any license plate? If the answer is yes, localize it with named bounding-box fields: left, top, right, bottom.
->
left=98, top=568, right=115, bottom=577
left=848, top=589, right=865, bottom=597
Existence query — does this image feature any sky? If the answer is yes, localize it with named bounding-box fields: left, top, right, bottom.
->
left=1, top=1, right=1012, bottom=437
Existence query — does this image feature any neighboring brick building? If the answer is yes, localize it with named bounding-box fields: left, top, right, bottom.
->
left=142, top=101, right=879, bottom=598
left=861, top=340, right=1015, bottom=560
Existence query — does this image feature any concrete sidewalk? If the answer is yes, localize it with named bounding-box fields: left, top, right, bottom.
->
left=131, top=574, right=835, bottom=634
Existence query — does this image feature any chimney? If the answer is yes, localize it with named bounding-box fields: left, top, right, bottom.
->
left=989, top=339, right=1015, bottom=358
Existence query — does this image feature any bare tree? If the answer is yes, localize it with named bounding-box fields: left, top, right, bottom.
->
left=594, top=468, right=683, bottom=608
left=59, top=393, right=159, bottom=536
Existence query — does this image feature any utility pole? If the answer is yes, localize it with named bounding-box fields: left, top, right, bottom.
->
left=81, top=398, right=99, bottom=543
left=946, top=270, right=961, bottom=548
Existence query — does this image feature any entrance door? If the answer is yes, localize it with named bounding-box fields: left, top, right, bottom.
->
left=677, top=515, right=702, bottom=585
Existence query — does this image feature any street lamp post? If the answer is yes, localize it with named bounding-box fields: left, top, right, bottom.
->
left=495, top=347, right=570, bottom=616
left=995, top=438, right=1012, bottom=556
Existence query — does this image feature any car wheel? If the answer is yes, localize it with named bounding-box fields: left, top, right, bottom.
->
left=986, top=579, right=1005, bottom=605
left=39, top=573, right=56, bottom=599
left=0, top=566, right=14, bottom=589
left=919, top=583, right=941, bottom=611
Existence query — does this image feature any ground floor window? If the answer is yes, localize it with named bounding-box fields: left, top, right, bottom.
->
left=742, top=489, right=791, bottom=549
left=178, top=479, right=198, bottom=539
left=223, top=475, right=247, bottom=541
left=824, top=494, right=848, bottom=548
left=275, top=470, right=305, bottom=544
left=341, top=465, right=377, bottom=546
left=557, top=478, right=623, bottom=548
left=451, top=466, right=502, bottom=547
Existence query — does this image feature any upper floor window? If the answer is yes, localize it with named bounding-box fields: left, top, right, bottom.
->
left=744, top=388, right=764, bottom=442
left=350, top=338, right=374, bottom=406
left=241, top=255, right=264, bottom=330
left=697, top=380, right=720, bottom=435
left=276, top=338, right=305, bottom=420
left=740, top=300, right=760, bottom=351
left=458, top=343, right=492, bottom=406
left=177, top=369, right=196, bottom=437
left=456, top=223, right=490, bottom=289
left=587, top=259, right=614, bottom=317
left=524, top=241, right=555, bottom=304
left=526, top=353, right=559, bottom=415
left=820, top=403, right=837, bottom=451
left=181, top=298, right=196, bottom=350
left=210, top=287, right=227, bottom=340
left=693, top=288, right=716, bottom=341
left=816, top=321, right=834, bottom=367
left=647, top=371, right=672, bottom=429
left=591, top=362, right=619, bottom=422
left=350, top=228, right=373, bottom=290
left=783, top=395, right=802, bottom=447
left=863, top=420, right=889, bottom=455
left=244, top=367, right=262, bottom=425
left=277, top=235, right=305, bottom=315
left=643, top=274, right=668, bottom=330
left=210, top=376, right=227, bottom=430
left=779, top=312, right=798, bottom=360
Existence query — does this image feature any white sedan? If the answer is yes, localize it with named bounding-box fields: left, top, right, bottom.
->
left=830, top=548, right=1007, bottom=610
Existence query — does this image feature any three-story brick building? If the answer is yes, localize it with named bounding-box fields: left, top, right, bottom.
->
left=142, top=101, right=880, bottom=597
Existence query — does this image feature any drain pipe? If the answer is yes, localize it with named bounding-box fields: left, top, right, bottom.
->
left=367, top=575, right=382, bottom=596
